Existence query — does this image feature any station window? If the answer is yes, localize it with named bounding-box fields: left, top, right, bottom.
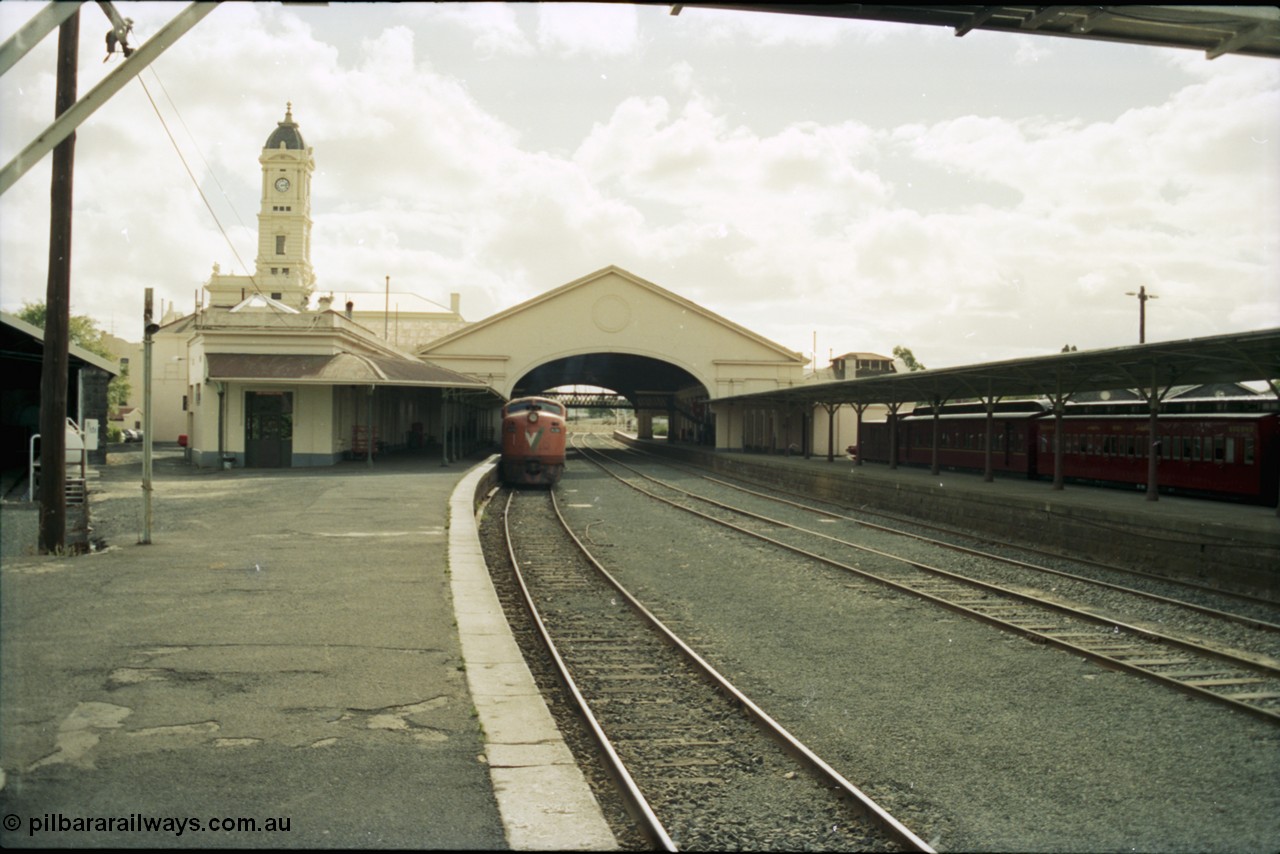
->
left=276, top=235, right=286, bottom=255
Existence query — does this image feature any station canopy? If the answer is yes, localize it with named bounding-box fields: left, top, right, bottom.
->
left=671, top=5, right=1280, bottom=61
left=719, top=328, right=1280, bottom=408
left=205, top=352, right=499, bottom=397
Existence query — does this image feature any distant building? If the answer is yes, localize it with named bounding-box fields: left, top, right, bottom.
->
left=320, top=289, right=467, bottom=353
left=804, top=352, right=905, bottom=457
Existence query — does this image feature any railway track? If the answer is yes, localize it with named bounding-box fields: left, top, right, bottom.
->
left=617, top=439, right=1280, bottom=619
left=497, top=486, right=935, bottom=851
left=572, top=434, right=1280, bottom=724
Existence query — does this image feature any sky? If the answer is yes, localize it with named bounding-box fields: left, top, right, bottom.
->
left=1, top=2, right=1277, bottom=372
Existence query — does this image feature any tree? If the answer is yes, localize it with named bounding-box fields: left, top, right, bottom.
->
left=18, top=300, right=112, bottom=358
left=17, top=300, right=129, bottom=408
left=893, top=345, right=927, bottom=372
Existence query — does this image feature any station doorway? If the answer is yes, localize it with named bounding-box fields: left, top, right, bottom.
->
left=244, top=390, right=293, bottom=468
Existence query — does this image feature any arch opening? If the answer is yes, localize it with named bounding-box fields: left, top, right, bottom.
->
left=513, top=352, right=714, bottom=445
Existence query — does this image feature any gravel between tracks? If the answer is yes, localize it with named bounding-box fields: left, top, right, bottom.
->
left=541, top=451, right=1280, bottom=853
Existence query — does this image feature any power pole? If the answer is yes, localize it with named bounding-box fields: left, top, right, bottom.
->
left=142, top=288, right=157, bottom=544
left=1125, top=286, right=1158, bottom=344
left=38, top=8, right=79, bottom=554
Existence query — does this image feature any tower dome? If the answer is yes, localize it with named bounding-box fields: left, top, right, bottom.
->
left=264, top=102, right=306, bottom=150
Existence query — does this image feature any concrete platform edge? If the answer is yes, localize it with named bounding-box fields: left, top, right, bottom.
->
left=448, top=457, right=617, bottom=851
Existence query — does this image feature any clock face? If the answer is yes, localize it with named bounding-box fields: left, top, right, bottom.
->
left=274, top=177, right=291, bottom=192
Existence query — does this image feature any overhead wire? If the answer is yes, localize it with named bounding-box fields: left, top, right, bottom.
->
left=145, top=68, right=251, bottom=234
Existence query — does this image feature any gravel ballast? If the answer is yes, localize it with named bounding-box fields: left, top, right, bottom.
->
left=543, top=456, right=1280, bottom=852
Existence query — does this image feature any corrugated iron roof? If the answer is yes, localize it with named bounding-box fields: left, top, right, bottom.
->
left=205, top=352, right=495, bottom=391
left=720, top=327, right=1280, bottom=406
left=671, top=5, right=1280, bottom=61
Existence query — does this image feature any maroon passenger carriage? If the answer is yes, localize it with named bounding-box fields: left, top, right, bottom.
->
left=858, top=398, right=1279, bottom=506
left=857, top=401, right=1042, bottom=475
left=500, top=396, right=567, bottom=486
left=1037, top=404, right=1279, bottom=504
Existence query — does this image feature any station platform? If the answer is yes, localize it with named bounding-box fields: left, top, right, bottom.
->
left=616, top=435, right=1280, bottom=599
left=0, top=448, right=614, bottom=850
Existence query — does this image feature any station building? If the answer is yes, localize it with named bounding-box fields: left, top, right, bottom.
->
left=153, top=106, right=498, bottom=468
left=151, top=105, right=823, bottom=468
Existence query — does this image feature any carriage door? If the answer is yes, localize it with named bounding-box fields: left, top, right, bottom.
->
left=245, top=391, right=293, bottom=468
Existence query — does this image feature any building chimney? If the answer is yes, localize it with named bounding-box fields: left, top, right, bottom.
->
left=450, top=292, right=460, bottom=315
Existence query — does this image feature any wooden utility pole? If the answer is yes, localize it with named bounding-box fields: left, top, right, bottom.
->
left=38, top=8, right=79, bottom=554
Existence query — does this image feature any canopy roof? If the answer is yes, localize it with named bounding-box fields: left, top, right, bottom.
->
left=206, top=352, right=499, bottom=394
left=672, top=5, right=1280, bottom=61
left=720, top=328, right=1280, bottom=408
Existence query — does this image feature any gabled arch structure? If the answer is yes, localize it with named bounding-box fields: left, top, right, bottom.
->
left=417, top=266, right=807, bottom=447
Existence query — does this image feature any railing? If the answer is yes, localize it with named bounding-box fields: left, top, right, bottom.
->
left=27, top=418, right=89, bottom=501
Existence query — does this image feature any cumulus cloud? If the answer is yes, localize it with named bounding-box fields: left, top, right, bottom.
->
left=0, top=2, right=1275, bottom=367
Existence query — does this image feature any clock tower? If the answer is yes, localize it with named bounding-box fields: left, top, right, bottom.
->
left=255, top=103, right=316, bottom=309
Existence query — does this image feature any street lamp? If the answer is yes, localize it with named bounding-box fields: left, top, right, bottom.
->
left=1125, top=286, right=1158, bottom=344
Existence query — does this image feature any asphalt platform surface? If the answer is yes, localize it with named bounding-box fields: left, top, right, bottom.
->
left=0, top=445, right=611, bottom=850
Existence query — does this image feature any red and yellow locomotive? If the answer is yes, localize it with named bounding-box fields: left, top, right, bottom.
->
left=500, top=396, right=567, bottom=486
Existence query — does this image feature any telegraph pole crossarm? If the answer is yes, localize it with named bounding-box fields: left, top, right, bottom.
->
left=0, top=2, right=218, bottom=197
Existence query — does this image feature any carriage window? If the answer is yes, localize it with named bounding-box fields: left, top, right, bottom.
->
left=1161, top=435, right=1171, bottom=460
left=1224, top=437, right=1235, bottom=464
left=1181, top=436, right=1192, bottom=460
left=1192, top=436, right=1202, bottom=461
left=1244, top=436, right=1255, bottom=465
left=1213, top=435, right=1226, bottom=463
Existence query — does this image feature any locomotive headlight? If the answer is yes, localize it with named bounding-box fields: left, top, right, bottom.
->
left=527, top=411, right=539, bottom=424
